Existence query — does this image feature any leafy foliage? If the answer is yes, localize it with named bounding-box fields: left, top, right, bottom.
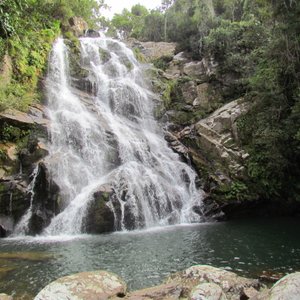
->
left=0, top=0, right=107, bottom=112
left=0, top=123, right=30, bottom=143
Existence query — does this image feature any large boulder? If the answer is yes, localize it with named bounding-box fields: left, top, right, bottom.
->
left=83, top=184, right=115, bottom=234
left=34, top=271, right=127, bottom=300
left=0, top=161, right=60, bottom=236
left=0, top=294, right=13, bottom=300
left=181, top=81, right=198, bottom=105
left=193, top=82, right=222, bottom=111
left=126, top=39, right=176, bottom=61
left=0, top=224, right=7, bottom=237
left=166, top=265, right=260, bottom=300
left=0, top=107, right=49, bottom=130
left=178, top=99, right=250, bottom=179
left=179, top=81, right=222, bottom=112
left=0, top=178, right=31, bottom=227
left=26, top=162, right=60, bottom=235
left=68, top=17, right=88, bottom=37
left=33, top=266, right=300, bottom=300
left=181, top=58, right=217, bottom=81
left=183, top=60, right=207, bottom=80
left=268, top=272, right=300, bottom=300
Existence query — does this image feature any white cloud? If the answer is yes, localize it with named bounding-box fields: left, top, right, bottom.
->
left=101, top=0, right=162, bottom=19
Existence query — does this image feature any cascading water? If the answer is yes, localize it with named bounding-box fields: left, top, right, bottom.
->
left=13, top=166, right=39, bottom=235
left=43, top=36, right=204, bottom=235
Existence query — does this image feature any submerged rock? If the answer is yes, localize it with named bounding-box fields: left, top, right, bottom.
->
left=34, top=271, right=127, bottom=300
left=0, top=252, right=53, bottom=261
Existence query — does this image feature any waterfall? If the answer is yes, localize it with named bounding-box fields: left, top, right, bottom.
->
left=13, top=166, right=39, bottom=235
left=43, top=36, right=204, bottom=235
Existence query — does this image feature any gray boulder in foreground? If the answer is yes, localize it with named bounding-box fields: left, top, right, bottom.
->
left=34, top=271, right=126, bottom=300
left=268, top=272, right=300, bottom=300
left=32, top=266, right=300, bottom=300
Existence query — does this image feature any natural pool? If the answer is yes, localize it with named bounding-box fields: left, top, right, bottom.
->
left=1, top=217, right=300, bottom=299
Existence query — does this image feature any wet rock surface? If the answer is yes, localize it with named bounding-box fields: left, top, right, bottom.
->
left=27, top=162, right=60, bottom=235
left=0, top=104, right=60, bottom=236
left=84, top=184, right=115, bottom=234
left=0, top=225, right=7, bottom=237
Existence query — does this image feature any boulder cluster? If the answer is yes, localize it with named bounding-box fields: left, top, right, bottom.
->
left=1, top=265, right=297, bottom=300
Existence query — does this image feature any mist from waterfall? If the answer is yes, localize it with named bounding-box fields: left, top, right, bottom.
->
left=43, top=36, right=204, bottom=235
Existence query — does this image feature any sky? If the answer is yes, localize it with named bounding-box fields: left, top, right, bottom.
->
left=101, top=0, right=162, bottom=19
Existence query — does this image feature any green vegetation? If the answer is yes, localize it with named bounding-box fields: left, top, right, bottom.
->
left=180, top=0, right=299, bottom=203
left=0, top=123, right=29, bottom=143
left=108, top=4, right=165, bottom=42
left=0, top=0, right=106, bottom=112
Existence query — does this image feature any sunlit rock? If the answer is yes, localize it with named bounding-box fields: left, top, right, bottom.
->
left=166, top=265, right=260, bottom=299
left=189, top=282, right=227, bottom=300
left=124, top=283, right=182, bottom=300
left=68, top=17, right=88, bottom=37
left=268, top=272, right=300, bottom=300
left=34, top=271, right=127, bottom=300
left=0, top=293, right=13, bottom=300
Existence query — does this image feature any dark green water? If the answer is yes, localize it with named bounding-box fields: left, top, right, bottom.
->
left=1, top=218, right=300, bottom=299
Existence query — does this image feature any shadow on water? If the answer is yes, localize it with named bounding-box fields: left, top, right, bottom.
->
left=1, top=217, right=300, bottom=298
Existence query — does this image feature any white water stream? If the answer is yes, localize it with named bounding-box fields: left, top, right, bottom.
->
left=13, top=166, right=40, bottom=235
left=42, top=37, right=204, bottom=235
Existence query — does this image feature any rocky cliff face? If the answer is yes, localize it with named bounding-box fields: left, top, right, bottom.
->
left=0, top=105, right=60, bottom=236
left=0, top=35, right=296, bottom=236
left=128, top=39, right=263, bottom=219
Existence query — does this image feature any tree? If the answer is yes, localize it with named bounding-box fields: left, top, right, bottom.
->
left=111, top=9, right=134, bottom=38
left=161, top=0, right=174, bottom=41
left=110, top=4, right=149, bottom=39
left=141, top=10, right=164, bottom=41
